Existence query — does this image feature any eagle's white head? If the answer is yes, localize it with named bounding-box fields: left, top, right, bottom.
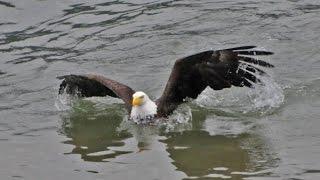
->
left=130, top=91, right=157, bottom=122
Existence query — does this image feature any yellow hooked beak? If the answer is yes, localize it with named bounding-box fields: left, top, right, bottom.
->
left=132, top=97, right=143, bottom=106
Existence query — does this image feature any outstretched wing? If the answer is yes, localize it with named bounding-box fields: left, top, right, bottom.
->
left=58, top=74, right=135, bottom=111
left=156, top=46, right=274, bottom=116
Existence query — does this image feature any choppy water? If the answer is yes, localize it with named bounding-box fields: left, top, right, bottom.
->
left=1, top=0, right=320, bottom=179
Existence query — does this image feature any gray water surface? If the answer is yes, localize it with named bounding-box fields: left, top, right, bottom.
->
left=1, top=0, right=320, bottom=180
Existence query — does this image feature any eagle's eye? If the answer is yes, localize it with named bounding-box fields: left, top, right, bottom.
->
left=139, top=95, right=144, bottom=99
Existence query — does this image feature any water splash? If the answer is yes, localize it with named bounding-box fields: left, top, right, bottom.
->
left=248, top=75, right=284, bottom=112
left=195, top=66, right=284, bottom=116
left=162, top=104, right=193, bottom=132
left=54, top=86, right=78, bottom=111
left=119, top=104, right=193, bottom=133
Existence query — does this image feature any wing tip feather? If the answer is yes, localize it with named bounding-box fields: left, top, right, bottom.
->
left=224, top=46, right=257, bottom=51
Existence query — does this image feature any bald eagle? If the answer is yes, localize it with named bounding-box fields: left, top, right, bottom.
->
left=58, top=46, right=273, bottom=122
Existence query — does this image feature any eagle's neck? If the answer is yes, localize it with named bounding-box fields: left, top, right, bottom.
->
left=130, top=100, right=157, bottom=122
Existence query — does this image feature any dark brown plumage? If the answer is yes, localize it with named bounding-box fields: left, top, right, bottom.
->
left=58, top=46, right=274, bottom=117
left=58, top=74, right=135, bottom=111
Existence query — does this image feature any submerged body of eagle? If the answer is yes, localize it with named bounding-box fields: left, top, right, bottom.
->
left=58, top=46, right=274, bottom=121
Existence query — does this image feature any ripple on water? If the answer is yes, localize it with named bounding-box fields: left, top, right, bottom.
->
left=203, top=116, right=253, bottom=136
